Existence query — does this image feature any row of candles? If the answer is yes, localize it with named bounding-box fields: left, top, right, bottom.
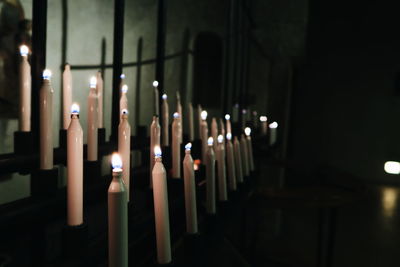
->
left=18, top=44, right=279, bottom=266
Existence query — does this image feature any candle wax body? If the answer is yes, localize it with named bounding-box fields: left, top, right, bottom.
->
left=40, top=79, right=53, bottom=170
left=188, top=103, right=194, bottom=141
left=197, top=105, right=202, bottom=139
left=216, top=142, right=228, bottom=201
left=118, top=115, right=131, bottom=201
left=201, top=121, right=208, bottom=162
left=226, top=140, right=237, bottom=191
left=247, top=136, right=255, bottom=171
left=234, top=137, right=244, bottom=183
left=150, top=117, right=161, bottom=187
left=177, top=100, right=183, bottom=144
left=96, top=72, right=104, bottom=128
left=87, top=87, right=98, bottom=161
left=269, top=128, right=277, bottom=146
left=226, top=119, right=231, bottom=135
left=154, top=87, right=159, bottom=116
left=19, top=56, right=31, bottom=131
left=206, top=145, right=216, bottom=214
left=62, top=65, right=72, bottom=130
left=261, top=121, right=268, bottom=135
left=119, top=93, right=128, bottom=119
left=183, top=151, right=198, bottom=234
left=211, top=118, right=218, bottom=152
left=240, top=135, right=249, bottom=177
left=67, top=114, right=83, bottom=226
left=171, top=117, right=181, bottom=178
left=161, top=99, right=169, bottom=146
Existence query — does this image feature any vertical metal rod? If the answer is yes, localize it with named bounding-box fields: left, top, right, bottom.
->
left=135, top=38, right=143, bottom=131
left=111, top=0, right=125, bottom=142
left=155, top=0, right=166, bottom=114
left=100, top=38, right=106, bottom=80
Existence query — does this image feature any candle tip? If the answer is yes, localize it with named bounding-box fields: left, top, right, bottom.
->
left=120, top=73, right=126, bottom=79
left=242, top=109, right=247, bottom=114
left=217, top=135, right=224, bottom=143
left=71, top=103, right=80, bottom=114
left=245, top=127, right=251, bottom=136
left=226, top=132, right=232, bottom=140
left=20, top=45, right=29, bottom=56
left=201, top=110, right=208, bottom=120
left=111, top=153, right=123, bottom=170
left=269, top=122, right=278, bottom=129
left=185, top=142, right=192, bottom=150
left=225, top=114, right=230, bottom=120
left=121, top=84, right=128, bottom=93
left=162, top=94, right=167, bottom=100
left=260, top=116, right=267, bottom=122
left=90, top=76, right=97, bottom=88
left=207, top=137, right=214, bottom=146
left=43, top=69, right=52, bottom=80
left=384, top=161, right=400, bottom=174
left=152, top=80, right=159, bottom=87
left=121, top=109, right=129, bottom=115
left=173, top=112, right=179, bottom=119
left=154, top=146, right=162, bottom=158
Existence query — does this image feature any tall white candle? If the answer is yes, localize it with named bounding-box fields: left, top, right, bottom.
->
left=260, top=116, right=268, bottom=135
left=183, top=143, right=198, bottom=234
left=40, top=69, right=53, bottom=170
left=120, top=74, right=126, bottom=93
left=119, top=84, right=128, bottom=119
left=161, top=94, right=169, bottom=146
left=171, top=112, right=181, bottom=178
left=152, top=146, right=172, bottom=264
left=150, top=116, right=161, bottom=188
left=206, top=137, right=216, bottom=214
left=197, top=104, right=202, bottom=139
left=153, top=81, right=159, bottom=116
left=211, top=118, right=218, bottom=152
left=108, top=153, right=128, bottom=267
left=87, top=76, right=98, bottom=161
left=200, top=111, right=208, bottom=162
left=188, top=103, right=194, bottom=141
left=176, top=91, right=183, bottom=144
left=225, top=114, right=231, bottom=135
left=62, top=64, right=72, bottom=130
left=226, top=133, right=237, bottom=191
left=233, top=136, right=244, bottom=183
left=19, top=45, right=31, bottom=131
left=269, top=121, right=278, bottom=146
left=67, top=103, right=83, bottom=226
left=118, top=109, right=131, bottom=201
left=241, top=134, right=249, bottom=177
left=216, top=135, right=227, bottom=201
left=96, top=71, right=104, bottom=128
left=245, top=127, right=255, bottom=171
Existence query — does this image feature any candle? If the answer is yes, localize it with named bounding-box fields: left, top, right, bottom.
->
left=206, top=137, right=216, bottom=214
left=96, top=71, right=104, bottom=128
left=118, top=109, right=131, bottom=201
left=62, top=64, right=72, bottom=130
left=150, top=116, right=161, bottom=188
left=241, top=109, right=247, bottom=129
left=233, top=136, right=244, bottom=183
left=19, top=45, right=31, bottom=132
left=188, top=102, right=194, bottom=141
left=211, top=118, right=218, bottom=152
left=245, top=127, right=255, bottom=171
left=219, top=118, right=225, bottom=138
left=216, top=135, right=227, bottom=201
left=269, top=121, right=278, bottom=146
left=183, top=143, right=198, bottom=234
left=152, top=146, right=172, bottom=264
left=67, top=103, right=83, bottom=226
left=260, top=116, right=268, bottom=135
left=225, top=114, right=231, bottom=134
left=120, top=84, right=128, bottom=118
left=176, top=91, right=183, bottom=144
left=200, top=110, right=208, bottom=162
left=225, top=133, right=237, bottom=191
left=87, top=76, right=98, bottom=161
left=161, top=94, right=169, bottom=146
left=197, top=104, right=202, bottom=139
left=240, top=134, right=250, bottom=177
left=119, top=74, right=126, bottom=98
left=171, top=112, right=181, bottom=178
left=40, top=69, right=54, bottom=170
left=108, top=153, right=128, bottom=267
left=153, top=81, right=159, bottom=116
left=232, top=103, right=239, bottom=123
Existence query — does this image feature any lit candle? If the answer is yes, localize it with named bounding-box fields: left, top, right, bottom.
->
left=216, top=135, right=227, bottom=201
left=87, top=76, right=98, bottom=161
left=119, top=74, right=126, bottom=98
left=240, top=134, right=249, bottom=177
left=161, top=94, right=169, bottom=146
left=197, top=104, right=202, bottom=139
left=118, top=109, right=131, bottom=201
left=19, top=45, right=31, bottom=132
left=219, top=118, right=225, bottom=139
left=171, top=112, right=181, bottom=178
left=153, top=81, right=159, bottom=116
left=211, top=118, right=218, bottom=152
left=152, top=146, right=172, bottom=264
left=176, top=91, right=183, bottom=144
left=188, top=102, right=194, bottom=141
left=245, top=127, right=255, bottom=171
left=233, top=136, right=244, bottom=183
left=260, top=116, right=268, bottom=135
left=225, top=114, right=231, bottom=135
left=183, top=143, right=198, bottom=234
left=150, top=116, right=161, bottom=188
left=120, top=84, right=128, bottom=119
left=200, top=111, right=208, bottom=162
left=62, top=64, right=72, bottom=130
left=206, top=137, right=216, bottom=214
left=96, top=71, right=104, bottom=128
left=67, top=103, right=83, bottom=226
left=269, top=121, right=278, bottom=146
left=40, top=69, right=54, bottom=170
left=225, top=133, right=237, bottom=191
left=108, top=153, right=128, bottom=267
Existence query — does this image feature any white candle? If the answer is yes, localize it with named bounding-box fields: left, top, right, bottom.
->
left=269, top=121, right=278, bottom=146
left=96, top=71, right=104, bottom=128
left=206, top=137, right=216, bottom=214
left=40, top=69, right=53, bottom=170
left=87, top=76, right=98, bottom=161
left=176, top=91, right=183, bottom=144
left=19, top=45, right=31, bottom=132
left=233, top=136, right=244, bottom=183
left=225, top=114, right=231, bottom=135
left=152, top=146, right=172, bottom=264
left=240, top=134, right=249, bottom=177
left=153, top=81, right=159, bottom=116
left=211, top=118, right=218, bottom=152
left=171, top=112, right=181, bottom=178
left=188, top=102, right=194, bottom=141
left=219, top=118, right=225, bottom=139
left=119, top=74, right=126, bottom=93
left=150, top=116, right=161, bottom=188
left=67, top=103, right=83, bottom=226
left=62, top=64, right=72, bottom=130
left=120, top=84, right=128, bottom=120
left=245, top=127, right=255, bottom=171
left=260, top=116, right=268, bottom=135
left=161, top=94, right=169, bottom=146
left=197, top=104, right=202, bottom=139
left=183, top=143, right=198, bottom=234
left=118, top=109, right=131, bottom=201
left=200, top=111, right=208, bottom=162
left=225, top=133, right=237, bottom=191
left=108, top=153, right=128, bottom=267
left=216, top=135, right=227, bottom=201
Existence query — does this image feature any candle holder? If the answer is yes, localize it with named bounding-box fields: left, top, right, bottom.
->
left=13, top=131, right=34, bottom=155
left=31, top=167, right=59, bottom=196
left=84, top=160, right=101, bottom=185
left=59, top=129, right=67, bottom=150
left=62, top=223, right=88, bottom=260
left=98, top=128, right=106, bottom=145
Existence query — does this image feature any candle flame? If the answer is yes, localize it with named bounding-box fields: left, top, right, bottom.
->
left=111, top=153, right=123, bottom=170
left=207, top=137, right=213, bottom=146
left=384, top=161, right=400, bottom=174
left=121, top=109, right=129, bottom=115
left=121, top=84, right=128, bottom=93
left=154, top=146, right=162, bottom=158
left=245, top=127, right=251, bottom=136
left=71, top=103, right=80, bottom=114
left=201, top=110, right=208, bottom=120
left=269, top=122, right=278, bottom=129
left=152, top=80, right=159, bottom=87
left=42, top=69, right=52, bottom=80
left=20, top=45, right=29, bottom=56
left=90, top=76, right=97, bottom=88
left=162, top=94, right=167, bottom=100
left=120, top=73, right=126, bottom=79
left=242, top=109, right=247, bottom=114
left=226, top=132, right=232, bottom=140
left=260, top=116, right=267, bottom=122
left=173, top=112, right=179, bottom=119
left=225, top=114, right=230, bottom=120
left=185, top=142, right=192, bottom=150
left=217, top=135, right=224, bottom=143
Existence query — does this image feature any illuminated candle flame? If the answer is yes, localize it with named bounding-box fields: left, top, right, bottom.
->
left=245, top=127, right=251, bottom=136
left=70, top=103, right=80, bottom=114
left=154, top=146, right=162, bottom=158
left=260, top=116, right=267, bottom=122
left=162, top=94, right=167, bottom=100
left=242, top=109, right=247, bottom=114
left=384, top=161, right=400, bottom=174
left=121, top=109, right=129, bottom=115
left=20, top=45, right=29, bottom=56
left=226, top=132, right=232, bottom=140
left=90, top=76, right=97, bottom=88
left=201, top=110, right=208, bottom=120
left=43, top=69, right=52, bottom=80
left=111, top=153, right=123, bottom=170
left=225, top=114, right=230, bottom=120
left=152, top=80, right=159, bottom=87
left=217, top=135, right=224, bottom=143
left=121, top=84, right=128, bottom=93
left=173, top=112, right=179, bottom=119
left=185, top=143, right=192, bottom=150
left=207, top=137, right=213, bottom=146
left=120, top=73, right=126, bottom=79
left=269, top=122, right=278, bottom=129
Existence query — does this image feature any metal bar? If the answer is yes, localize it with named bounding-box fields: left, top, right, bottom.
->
left=155, top=0, right=167, bottom=111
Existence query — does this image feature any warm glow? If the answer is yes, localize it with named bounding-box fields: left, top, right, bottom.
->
left=70, top=103, right=80, bottom=114
left=121, top=109, right=129, bottom=115
left=173, top=112, right=179, bottom=119
left=153, top=80, right=159, bottom=87
left=20, top=45, right=29, bottom=56
left=154, top=146, right=162, bottom=158
left=194, top=159, right=201, bottom=171
left=185, top=143, right=192, bottom=150
left=260, top=116, right=267, bottom=122
left=225, top=114, right=230, bottom=120
left=226, top=133, right=232, bottom=140
left=43, top=69, right=52, bottom=80
left=201, top=110, right=208, bottom=120
left=245, top=127, right=251, bottom=136
left=121, top=84, right=128, bottom=93
left=120, top=74, right=126, bottom=79
left=217, top=135, right=224, bottom=143
left=384, top=161, right=400, bottom=174
left=207, top=137, right=213, bottom=146
left=382, top=188, right=398, bottom=218
left=90, top=76, right=97, bottom=88
left=162, top=94, right=167, bottom=100
left=111, top=153, right=123, bottom=170
left=269, top=122, right=278, bottom=129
